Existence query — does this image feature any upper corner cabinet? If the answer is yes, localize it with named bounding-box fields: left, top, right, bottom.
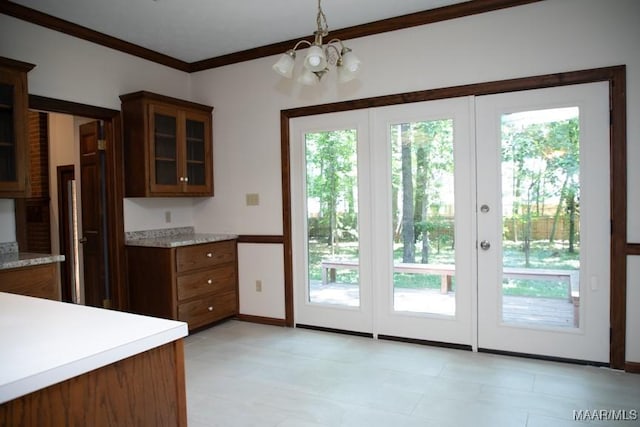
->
left=120, top=91, right=214, bottom=197
left=0, top=57, right=35, bottom=198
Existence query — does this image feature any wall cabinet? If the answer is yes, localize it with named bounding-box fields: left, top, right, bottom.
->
left=0, top=57, right=35, bottom=197
left=120, top=91, right=213, bottom=197
left=0, top=263, right=60, bottom=301
left=127, top=240, right=237, bottom=330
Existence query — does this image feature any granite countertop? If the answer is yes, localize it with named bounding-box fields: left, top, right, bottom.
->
left=125, top=226, right=237, bottom=248
left=0, top=242, right=65, bottom=271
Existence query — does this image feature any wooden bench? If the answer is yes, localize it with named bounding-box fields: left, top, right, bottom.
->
left=320, top=259, right=579, bottom=300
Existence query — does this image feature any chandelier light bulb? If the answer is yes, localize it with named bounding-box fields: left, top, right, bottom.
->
left=304, top=45, right=327, bottom=72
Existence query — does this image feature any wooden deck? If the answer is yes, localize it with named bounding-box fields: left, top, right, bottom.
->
left=321, top=259, right=579, bottom=301
left=308, top=281, right=577, bottom=328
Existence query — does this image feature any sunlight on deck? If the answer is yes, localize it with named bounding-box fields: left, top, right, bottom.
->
left=309, top=281, right=576, bottom=328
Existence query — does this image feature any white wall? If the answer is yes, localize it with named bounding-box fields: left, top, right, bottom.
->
left=0, top=200, right=15, bottom=243
left=47, top=113, right=77, bottom=255
left=1, top=0, right=638, bottom=361
left=189, top=0, right=640, bottom=360
left=0, top=14, right=195, bottom=235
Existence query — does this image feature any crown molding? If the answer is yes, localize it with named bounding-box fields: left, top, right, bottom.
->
left=1, top=0, right=543, bottom=73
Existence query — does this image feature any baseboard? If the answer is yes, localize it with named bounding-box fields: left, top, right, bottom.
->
left=625, top=361, right=640, bottom=374
left=236, top=314, right=288, bottom=327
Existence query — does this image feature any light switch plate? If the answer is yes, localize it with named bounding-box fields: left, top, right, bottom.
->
left=246, top=193, right=260, bottom=206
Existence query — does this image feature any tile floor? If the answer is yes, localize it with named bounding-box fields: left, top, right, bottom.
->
left=184, top=320, right=640, bottom=427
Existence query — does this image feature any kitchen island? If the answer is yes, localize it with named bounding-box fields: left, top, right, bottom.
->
left=0, top=292, right=188, bottom=426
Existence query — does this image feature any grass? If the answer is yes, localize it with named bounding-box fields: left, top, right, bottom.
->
left=308, top=239, right=579, bottom=298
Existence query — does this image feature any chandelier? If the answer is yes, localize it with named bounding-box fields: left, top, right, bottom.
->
left=272, top=0, right=361, bottom=85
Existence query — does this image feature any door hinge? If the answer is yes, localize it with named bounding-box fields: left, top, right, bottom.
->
left=98, top=139, right=107, bottom=151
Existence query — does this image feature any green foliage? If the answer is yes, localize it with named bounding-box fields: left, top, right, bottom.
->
left=308, top=239, right=579, bottom=297
left=304, top=110, right=582, bottom=298
left=501, top=112, right=580, bottom=249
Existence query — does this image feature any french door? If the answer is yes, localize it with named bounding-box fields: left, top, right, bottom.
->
left=291, top=82, right=610, bottom=362
left=291, top=110, right=374, bottom=333
left=476, top=83, right=610, bottom=362
left=370, top=98, right=474, bottom=345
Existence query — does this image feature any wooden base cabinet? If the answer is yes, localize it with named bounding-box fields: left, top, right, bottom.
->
left=0, top=340, right=187, bottom=427
left=0, top=263, right=60, bottom=301
left=127, top=240, right=238, bottom=330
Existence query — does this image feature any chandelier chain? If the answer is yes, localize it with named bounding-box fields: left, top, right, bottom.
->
left=316, top=0, right=329, bottom=37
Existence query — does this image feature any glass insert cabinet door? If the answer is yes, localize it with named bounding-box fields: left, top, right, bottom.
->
left=148, top=104, right=212, bottom=194
left=0, top=58, right=32, bottom=196
left=153, top=111, right=178, bottom=186
left=183, top=110, right=211, bottom=190
left=0, top=81, right=17, bottom=183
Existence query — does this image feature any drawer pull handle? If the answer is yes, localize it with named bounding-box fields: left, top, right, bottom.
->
left=208, top=306, right=213, bottom=311
left=206, top=253, right=213, bottom=258
left=207, top=279, right=213, bottom=284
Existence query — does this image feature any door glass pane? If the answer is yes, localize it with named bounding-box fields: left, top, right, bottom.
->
left=390, top=119, right=455, bottom=315
left=186, top=119, right=206, bottom=186
left=500, top=107, right=580, bottom=328
left=305, top=129, right=360, bottom=307
left=154, top=113, right=177, bottom=185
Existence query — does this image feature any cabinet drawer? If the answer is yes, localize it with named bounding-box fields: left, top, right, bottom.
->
left=0, top=263, right=59, bottom=300
left=178, top=291, right=237, bottom=329
left=177, top=264, right=236, bottom=301
left=176, top=240, right=235, bottom=273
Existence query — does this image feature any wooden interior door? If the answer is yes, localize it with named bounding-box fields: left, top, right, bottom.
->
left=79, top=121, right=108, bottom=307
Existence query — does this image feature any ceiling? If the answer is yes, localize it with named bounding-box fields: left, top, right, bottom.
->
left=7, top=0, right=468, bottom=66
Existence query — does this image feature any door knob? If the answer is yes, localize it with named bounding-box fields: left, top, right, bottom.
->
left=480, top=240, right=491, bottom=250
left=480, top=204, right=490, bottom=213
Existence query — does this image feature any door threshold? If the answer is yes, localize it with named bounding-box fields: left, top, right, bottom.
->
left=295, top=324, right=373, bottom=338
left=478, top=347, right=609, bottom=368
left=378, top=334, right=472, bottom=351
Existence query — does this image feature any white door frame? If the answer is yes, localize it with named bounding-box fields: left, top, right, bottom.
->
left=281, top=66, right=627, bottom=368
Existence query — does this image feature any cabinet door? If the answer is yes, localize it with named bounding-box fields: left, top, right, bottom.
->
left=148, top=103, right=182, bottom=193
left=183, top=108, right=212, bottom=195
left=0, top=67, right=28, bottom=195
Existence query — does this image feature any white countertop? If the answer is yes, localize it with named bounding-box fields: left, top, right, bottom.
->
left=0, top=292, right=188, bottom=404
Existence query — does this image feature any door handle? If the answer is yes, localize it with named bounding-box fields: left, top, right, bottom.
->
left=79, top=237, right=88, bottom=244
left=480, top=240, right=491, bottom=250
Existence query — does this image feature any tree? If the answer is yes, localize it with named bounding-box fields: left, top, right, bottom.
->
left=305, top=129, right=358, bottom=255
left=391, top=119, right=454, bottom=264
left=501, top=113, right=580, bottom=256
left=400, top=123, right=415, bottom=263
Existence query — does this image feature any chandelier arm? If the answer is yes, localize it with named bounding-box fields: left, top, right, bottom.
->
left=325, top=43, right=342, bottom=65
left=292, top=40, right=312, bottom=51
left=326, top=38, right=345, bottom=50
